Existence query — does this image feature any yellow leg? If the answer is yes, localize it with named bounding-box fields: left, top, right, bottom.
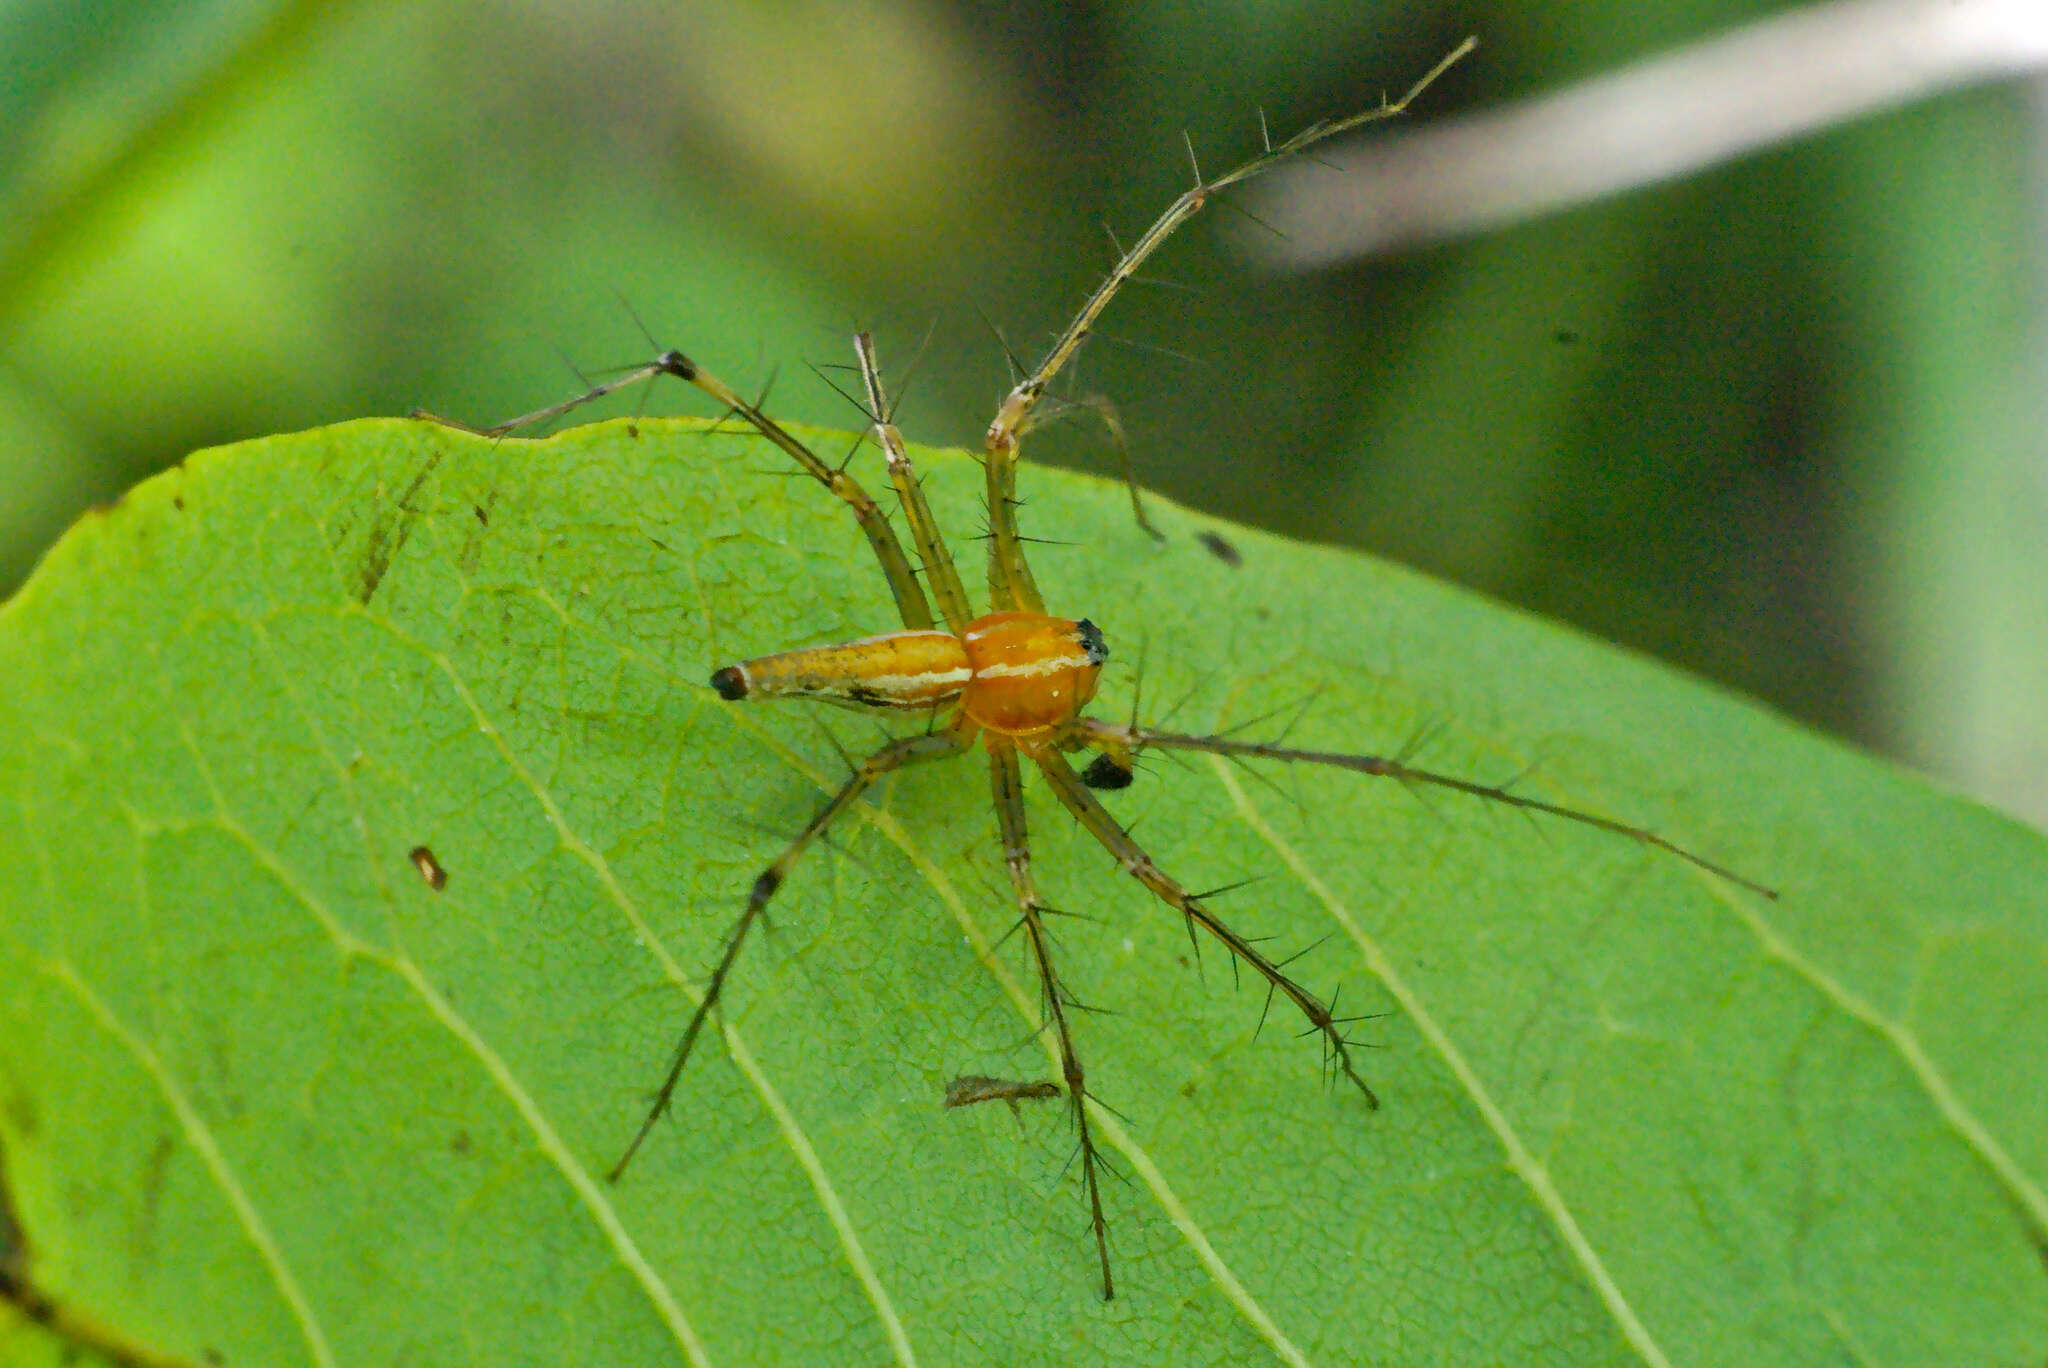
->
left=980, top=41, right=1475, bottom=574
left=430, top=349, right=941, bottom=631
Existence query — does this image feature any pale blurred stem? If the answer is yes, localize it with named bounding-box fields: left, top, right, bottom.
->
left=0, top=0, right=346, bottom=326
left=1249, top=0, right=2048, bottom=265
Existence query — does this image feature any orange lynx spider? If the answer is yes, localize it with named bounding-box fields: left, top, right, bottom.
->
left=454, top=39, right=1773, bottom=1299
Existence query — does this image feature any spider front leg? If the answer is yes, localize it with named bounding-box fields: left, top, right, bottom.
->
left=1028, top=742, right=1382, bottom=1107
left=853, top=332, right=972, bottom=634
left=428, top=346, right=942, bottom=632
left=989, top=740, right=1116, bottom=1300
left=978, top=39, right=1475, bottom=602
left=610, top=714, right=978, bottom=1181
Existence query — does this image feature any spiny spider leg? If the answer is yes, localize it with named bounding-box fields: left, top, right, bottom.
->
left=980, top=38, right=1477, bottom=612
left=1071, top=717, right=1780, bottom=899
left=434, top=349, right=941, bottom=632
left=1028, top=742, right=1382, bottom=1107
left=1058, top=392, right=1162, bottom=542
left=990, top=741, right=1115, bottom=1300
left=610, top=717, right=977, bottom=1182
left=853, top=332, right=973, bottom=632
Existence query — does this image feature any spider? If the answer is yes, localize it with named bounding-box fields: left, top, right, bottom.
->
left=448, top=38, right=1772, bottom=1299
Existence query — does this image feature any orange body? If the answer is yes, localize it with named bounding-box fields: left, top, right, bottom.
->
left=713, top=611, right=1105, bottom=741
left=712, top=629, right=969, bottom=709
left=958, top=612, right=1105, bottom=737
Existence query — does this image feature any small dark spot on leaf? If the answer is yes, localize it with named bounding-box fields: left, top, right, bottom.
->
left=409, top=845, right=448, bottom=892
left=172, top=496, right=186, bottom=511
left=1553, top=328, right=1579, bottom=345
left=138, top=1134, right=174, bottom=1237
left=472, top=505, right=488, bottom=526
left=0, top=1175, right=25, bottom=1284
left=1, top=1087, right=36, bottom=1138
left=450, top=1130, right=471, bottom=1155
left=356, top=452, right=442, bottom=603
left=1195, top=530, right=1242, bottom=567
left=358, top=528, right=394, bottom=602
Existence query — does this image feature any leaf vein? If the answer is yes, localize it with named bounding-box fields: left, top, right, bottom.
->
left=43, top=957, right=339, bottom=1368
left=1717, top=893, right=2048, bottom=1240
left=386, top=957, right=714, bottom=1367
left=427, top=650, right=920, bottom=1361
left=1214, top=760, right=1675, bottom=1368
left=184, top=807, right=714, bottom=1362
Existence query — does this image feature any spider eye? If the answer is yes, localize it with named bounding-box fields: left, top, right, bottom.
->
left=1082, top=753, right=1133, bottom=790
left=1075, top=618, right=1109, bottom=666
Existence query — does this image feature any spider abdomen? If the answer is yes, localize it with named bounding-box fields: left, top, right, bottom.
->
left=959, top=611, right=1106, bottom=737
left=712, top=629, right=970, bottom=708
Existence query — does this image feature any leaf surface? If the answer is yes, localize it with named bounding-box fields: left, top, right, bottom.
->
left=2, top=418, right=2044, bottom=1366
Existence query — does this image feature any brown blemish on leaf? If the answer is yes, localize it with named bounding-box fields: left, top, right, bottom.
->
left=356, top=451, right=442, bottom=603
left=409, top=845, right=448, bottom=892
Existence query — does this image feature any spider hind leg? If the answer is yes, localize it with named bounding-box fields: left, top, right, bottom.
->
left=1030, top=742, right=1383, bottom=1109
left=989, top=741, right=1117, bottom=1300
left=609, top=717, right=976, bottom=1183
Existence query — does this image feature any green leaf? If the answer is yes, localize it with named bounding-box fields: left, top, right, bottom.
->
left=0, top=1299, right=119, bottom=1368
left=3, top=417, right=2044, bottom=1366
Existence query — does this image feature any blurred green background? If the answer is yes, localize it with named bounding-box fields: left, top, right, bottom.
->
left=1, top=0, right=2040, bottom=825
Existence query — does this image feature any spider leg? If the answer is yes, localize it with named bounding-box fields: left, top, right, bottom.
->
left=431, top=348, right=940, bottom=631
left=1041, top=392, right=1163, bottom=542
left=1027, top=742, right=1382, bottom=1107
left=979, top=40, right=1474, bottom=597
left=408, top=356, right=681, bottom=436
left=989, top=739, right=1116, bottom=1300
left=610, top=714, right=978, bottom=1182
left=853, top=333, right=973, bottom=633
left=1071, top=717, right=1777, bottom=898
